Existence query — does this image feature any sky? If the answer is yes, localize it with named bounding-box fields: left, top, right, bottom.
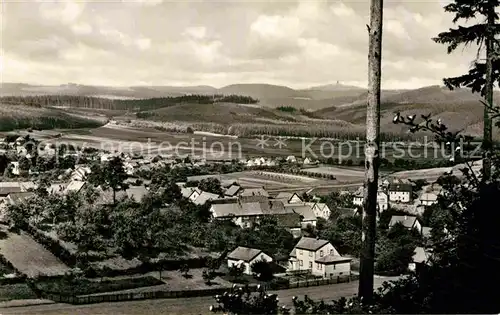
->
left=0, top=0, right=483, bottom=89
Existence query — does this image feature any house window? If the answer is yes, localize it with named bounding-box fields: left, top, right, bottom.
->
left=299, top=260, right=303, bottom=266
left=309, top=251, right=313, bottom=257
left=309, top=262, right=312, bottom=268
left=320, top=250, right=324, bottom=257
left=317, top=263, right=322, bottom=270
left=330, top=249, right=333, bottom=255
left=299, top=250, right=303, bottom=256
left=333, top=264, right=336, bottom=270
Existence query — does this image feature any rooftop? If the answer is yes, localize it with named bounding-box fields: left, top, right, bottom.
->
left=227, top=246, right=263, bottom=262
left=389, top=215, right=418, bottom=229
left=315, top=255, right=352, bottom=264
left=294, top=237, right=330, bottom=251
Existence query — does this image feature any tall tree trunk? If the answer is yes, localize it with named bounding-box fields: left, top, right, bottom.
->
left=359, top=0, right=383, bottom=302
left=483, top=6, right=494, bottom=182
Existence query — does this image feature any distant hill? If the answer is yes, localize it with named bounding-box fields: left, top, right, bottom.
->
left=0, top=103, right=105, bottom=132
left=316, top=86, right=500, bottom=139
left=3, top=82, right=500, bottom=139
left=307, top=82, right=365, bottom=92
left=218, top=83, right=299, bottom=99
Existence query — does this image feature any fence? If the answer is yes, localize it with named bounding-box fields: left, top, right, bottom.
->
left=40, top=284, right=261, bottom=305
left=266, top=274, right=355, bottom=290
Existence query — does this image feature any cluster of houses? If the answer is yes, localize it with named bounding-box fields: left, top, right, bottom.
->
left=240, top=155, right=318, bottom=167
left=226, top=236, right=352, bottom=280
left=351, top=178, right=441, bottom=214
left=207, top=188, right=331, bottom=235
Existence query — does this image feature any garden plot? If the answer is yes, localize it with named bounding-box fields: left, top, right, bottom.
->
left=0, top=229, right=70, bottom=278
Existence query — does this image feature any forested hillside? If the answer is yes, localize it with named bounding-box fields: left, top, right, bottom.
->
left=0, top=94, right=259, bottom=111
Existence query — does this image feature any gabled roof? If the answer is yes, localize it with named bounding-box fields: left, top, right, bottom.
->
left=225, top=185, right=241, bottom=197
left=181, top=187, right=200, bottom=198
left=211, top=201, right=263, bottom=217
left=284, top=203, right=316, bottom=222
left=313, top=203, right=329, bottom=211
left=192, top=191, right=220, bottom=205
left=412, top=246, right=430, bottom=263
left=420, top=193, right=438, bottom=202
left=294, top=237, right=330, bottom=251
left=64, top=181, right=85, bottom=193
left=274, top=212, right=302, bottom=229
left=0, top=185, right=22, bottom=196
left=239, top=188, right=269, bottom=197
left=389, top=215, right=419, bottom=229
left=315, top=255, right=352, bottom=264
left=389, top=183, right=412, bottom=193
left=6, top=192, right=35, bottom=206
left=227, top=246, right=263, bottom=262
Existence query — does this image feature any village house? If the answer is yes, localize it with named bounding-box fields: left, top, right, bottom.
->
left=71, top=166, right=91, bottom=182
left=388, top=182, right=413, bottom=203
left=275, top=192, right=303, bottom=204
left=419, top=192, right=438, bottom=206
left=210, top=199, right=293, bottom=228
left=286, top=155, right=297, bottom=163
left=353, top=189, right=388, bottom=212
left=408, top=246, right=430, bottom=272
left=275, top=213, right=303, bottom=238
left=191, top=191, right=221, bottom=206
left=389, top=215, right=423, bottom=234
left=288, top=237, right=351, bottom=278
left=284, top=203, right=317, bottom=228
left=308, top=202, right=332, bottom=220
left=227, top=247, right=273, bottom=275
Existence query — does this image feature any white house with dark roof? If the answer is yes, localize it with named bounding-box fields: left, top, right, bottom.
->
left=389, top=215, right=423, bottom=234
left=227, top=246, right=272, bottom=275
left=288, top=237, right=351, bottom=278
left=388, top=182, right=413, bottom=203
left=210, top=200, right=289, bottom=228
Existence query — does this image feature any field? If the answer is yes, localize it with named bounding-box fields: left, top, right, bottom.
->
left=187, top=170, right=336, bottom=190
left=390, top=159, right=483, bottom=182
left=301, top=166, right=366, bottom=182
left=0, top=227, right=70, bottom=278
left=6, top=124, right=454, bottom=163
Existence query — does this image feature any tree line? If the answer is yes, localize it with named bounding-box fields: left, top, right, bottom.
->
left=0, top=94, right=259, bottom=111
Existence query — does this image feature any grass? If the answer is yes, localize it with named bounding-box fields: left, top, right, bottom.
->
left=0, top=231, right=70, bottom=278
left=0, top=284, right=38, bottom=302
left=35, top=276, right=164, bottom=296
